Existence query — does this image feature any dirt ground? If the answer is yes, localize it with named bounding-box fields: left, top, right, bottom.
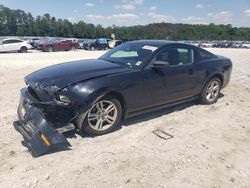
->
left=0, top=49, right=250, bottom=188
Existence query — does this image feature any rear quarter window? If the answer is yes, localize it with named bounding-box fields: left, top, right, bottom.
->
left=178, top=48, right=194, bottom=64
left=197, top=49, right=215, bottom=61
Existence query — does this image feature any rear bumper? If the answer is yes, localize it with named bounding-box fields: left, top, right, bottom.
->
left=14, top=88, right=70, bottom=157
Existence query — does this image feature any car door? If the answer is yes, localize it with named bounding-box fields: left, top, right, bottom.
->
left=64, top=40, right=72, bottom=50
left=12, top=39, right=23, bottom=50
left=59, top=40, right=70, bottom=51
left=52, top=40, right=61, bottom=51
left=1, top=40, right=16, bottom=51
left=143, top=45, right=198, bottom=107
left=3, top=39, right=23, bottom=51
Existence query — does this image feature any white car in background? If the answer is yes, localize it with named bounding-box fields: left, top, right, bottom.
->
left=201, top=42, right=213, bottom=48
left=0, top=38, right=32, bottom=53
left=241, top=43, right=250, bottom=48
left=108, top=40, right=123, bottom=49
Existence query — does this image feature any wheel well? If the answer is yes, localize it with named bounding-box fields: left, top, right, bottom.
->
left=212, top=74, right=224, bottom=85
left=105, top=91, right=126, bottom=119
left=201, top=74, right=224, bottom=94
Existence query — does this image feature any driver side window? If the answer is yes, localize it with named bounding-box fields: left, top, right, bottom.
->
left=156, top=47, right=194, bottom=66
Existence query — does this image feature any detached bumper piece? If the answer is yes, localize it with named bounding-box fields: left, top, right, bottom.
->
left=14, top=89, right=71, bottom=157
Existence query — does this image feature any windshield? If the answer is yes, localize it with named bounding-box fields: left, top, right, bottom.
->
left=99, top=43, right=158, bottom=68
left=47, top=37, right=57, bottom=43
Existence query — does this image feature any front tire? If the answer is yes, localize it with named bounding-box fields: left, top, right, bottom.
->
left=77, top=96, right=122, bottom=136
left=47, top=46, right=54, bottom=52
left=200, top=77, right=221, bottom=104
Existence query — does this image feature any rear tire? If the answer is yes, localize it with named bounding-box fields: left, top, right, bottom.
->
left=20, top=46, right=28, bottom=53
left=200, top=77, right=221, bottom=105
left=77, top=95, right=122, bottom=136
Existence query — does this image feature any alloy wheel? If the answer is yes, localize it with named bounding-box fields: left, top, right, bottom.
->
left=87, top=100, right=118, bottom=131
left=205, top=80, right=220, bottom=102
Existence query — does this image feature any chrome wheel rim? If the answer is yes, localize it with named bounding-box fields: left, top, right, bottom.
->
left=87, top=100, right=117, bottom=131
left=206, top=80, right=220, bottom=102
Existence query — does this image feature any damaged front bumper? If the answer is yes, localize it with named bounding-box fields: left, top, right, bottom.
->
left=14, top=88, right=71, bottom=157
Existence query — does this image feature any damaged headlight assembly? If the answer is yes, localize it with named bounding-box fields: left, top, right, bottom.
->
left=57, top=94, right=71, bottom=104
left=55, top=87, right=72, bottom=105
left=43, top=85, right=71, bottom=105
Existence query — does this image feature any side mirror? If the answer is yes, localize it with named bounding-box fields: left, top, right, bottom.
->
left=152, top=60, right=170, bottom=68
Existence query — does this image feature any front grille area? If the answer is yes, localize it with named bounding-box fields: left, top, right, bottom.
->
left=27, top=86, right=41, bottom=101
left=27, top=86, right=52, bottom=102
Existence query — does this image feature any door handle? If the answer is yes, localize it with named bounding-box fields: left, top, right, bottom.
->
left=188, top=69, right=194, bottom=75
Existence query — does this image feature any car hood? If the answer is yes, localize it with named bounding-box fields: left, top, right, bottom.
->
left=25, top=59, right=131, bottom=91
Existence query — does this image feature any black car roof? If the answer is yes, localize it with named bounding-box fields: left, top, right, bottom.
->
left=127, top=40, right=181, bottom=47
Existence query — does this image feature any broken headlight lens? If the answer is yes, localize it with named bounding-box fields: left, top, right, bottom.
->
left=58, top=94, right=71, bottom=103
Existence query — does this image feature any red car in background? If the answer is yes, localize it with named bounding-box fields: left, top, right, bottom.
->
left=37, top=39, right=80, bottom=52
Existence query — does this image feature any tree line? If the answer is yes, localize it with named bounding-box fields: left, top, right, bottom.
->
left=1, top=5, right=250, bottom=40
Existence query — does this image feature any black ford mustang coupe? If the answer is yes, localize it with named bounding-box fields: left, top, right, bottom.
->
left=15, top=40, right=232, bottom=156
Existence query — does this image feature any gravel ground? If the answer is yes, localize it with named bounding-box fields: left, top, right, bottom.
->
left=0, top=49, right=250, bottom=188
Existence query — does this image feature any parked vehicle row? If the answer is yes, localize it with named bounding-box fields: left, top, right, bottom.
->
left=185, top=40, right=250, bottom=48
left=1, top=37, right=250, bottom=53
left=0, top=37, right=124, bottom=53
left=81, top=38, right=125, bottom=50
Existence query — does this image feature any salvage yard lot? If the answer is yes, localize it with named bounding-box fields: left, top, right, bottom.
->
left=0, top=49, right=250, bottom=188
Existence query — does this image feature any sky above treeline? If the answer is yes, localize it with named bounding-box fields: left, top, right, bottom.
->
left=0, top=0, right=250, bottom=27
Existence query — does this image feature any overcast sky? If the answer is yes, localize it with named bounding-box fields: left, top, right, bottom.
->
left=0, top=0, right=250, bottom=27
